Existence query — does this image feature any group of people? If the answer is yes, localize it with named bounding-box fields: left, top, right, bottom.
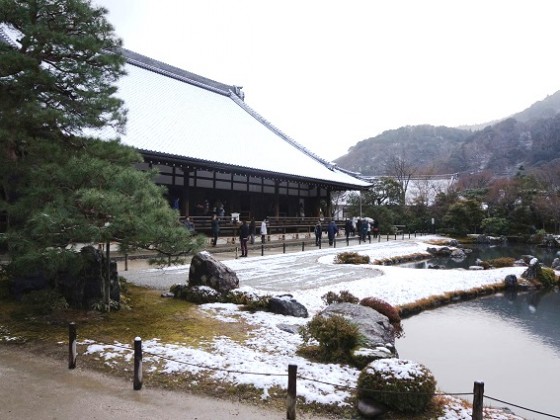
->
left=191, top=213, right=380, bottom=255
left=314, top=219, right=339, bottom=246
left=344, top=217, right=379, bottom=242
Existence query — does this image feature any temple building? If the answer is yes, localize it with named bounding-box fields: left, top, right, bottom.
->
left=111, top=49, right=369, bottom=221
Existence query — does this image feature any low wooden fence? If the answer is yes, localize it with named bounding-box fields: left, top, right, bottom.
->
left=67, top=324, right=559, bottom=419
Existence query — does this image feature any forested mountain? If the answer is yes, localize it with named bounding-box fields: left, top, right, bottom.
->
left=334, top=91, right=560, bottom=176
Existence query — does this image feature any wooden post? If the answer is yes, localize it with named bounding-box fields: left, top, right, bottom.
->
left=105, top=241, right=111, bottom=312
left=235, top=247, right=238, bottom=259
left=301, top=241, right=304, bottom=252
left=124, top=253, right=128, bottom=271
left=283, top=242, right=286, bottom=253
left=287, top=364, right=297, bottom=420
left=68, top=322, right=77, bottom=369
left=133, top=337, right=143, bottom=390
left=472, top=381, right=484, bottom=420
left=261, top=244, right=264, bottom=256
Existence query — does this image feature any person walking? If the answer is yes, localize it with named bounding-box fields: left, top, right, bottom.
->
left=211, top=214, right=220, bottom=246
left=239, top=220, right=250, bottom=257
left=249, top=218, right=256, bottom=244
left=260, top=218, right=268, bottom=243
left=372, top=219, right=379, bottom=238
left=344, top=218, right=352, bottom=242
left=360, top=219, right=368, bottom=242
left=314, top=221, right=322, bottom=246
left=327, top=219, right=338, bottom=246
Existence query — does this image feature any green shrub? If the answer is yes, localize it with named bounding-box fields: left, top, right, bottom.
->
left=538, top=267, right=557, bottom=288
left=481, top=217, right=509, bottom=235
left=224, top=289, right=272, bottom=311
left=299, top=314, right=361, bottom=364
left=360, top=296, right=404, bottom=339
left=357, top=358, right=436, bottom=414
left=334, top=252, right=370, bottom=265
left=322, top=290, right=359, bottom=305
left=20, top=289, right=68, bottom=315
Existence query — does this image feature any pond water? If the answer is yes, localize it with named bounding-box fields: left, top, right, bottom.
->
left=401, top=243, right=560, bottom=270
left=397, top=287, right=560, bottom=419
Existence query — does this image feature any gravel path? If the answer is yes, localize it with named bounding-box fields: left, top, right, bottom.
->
left=0, top=347, right=326, bottom=419
left=119, top=239, right=428, bottom=292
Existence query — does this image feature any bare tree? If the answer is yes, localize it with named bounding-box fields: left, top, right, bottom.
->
left=384, top=153, right=416, bottom=206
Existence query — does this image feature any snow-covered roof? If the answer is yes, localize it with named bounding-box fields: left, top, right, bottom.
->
left=116, top=49, right=369, bottom=189
left=0, top=24, right=368, bottom=189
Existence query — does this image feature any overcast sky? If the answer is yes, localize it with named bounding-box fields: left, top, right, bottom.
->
left=95, top=0, right=560, bottom=161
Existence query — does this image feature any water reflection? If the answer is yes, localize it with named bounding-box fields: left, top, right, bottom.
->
left=398, top=290, right=560, bottom=419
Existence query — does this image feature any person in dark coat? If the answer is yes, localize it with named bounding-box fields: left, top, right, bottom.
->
left=314, top=222, right=322, bottom=246
left=344, top=218, right=353, bottom=241
left=360, top=220, right=368, bottom=242
left=372, top=219, right=379, bottom=238
left=211, top=214, right=220, bottom=246
left=327, top=220, right=338, bottom=246
left=249, top=218, right=256, bottom=244
left=239, top=220, right=250, bottom=257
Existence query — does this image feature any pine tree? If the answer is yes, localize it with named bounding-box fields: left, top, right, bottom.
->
left=0, top=1, right=205, bottom=291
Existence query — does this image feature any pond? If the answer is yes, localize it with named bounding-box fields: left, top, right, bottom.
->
left=397, top=287, right=560, bottom=419
left=400, top=242, right=560, bottom=270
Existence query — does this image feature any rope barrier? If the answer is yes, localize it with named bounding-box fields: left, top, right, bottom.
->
left=485, top=395, right=560, bottom=419
left=73, top=323, right=559, bottom=419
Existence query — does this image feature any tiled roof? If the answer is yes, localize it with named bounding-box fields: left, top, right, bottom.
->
left=116, top=50, right=369, bottom=188
left=0, top=24, right=368, bottom=189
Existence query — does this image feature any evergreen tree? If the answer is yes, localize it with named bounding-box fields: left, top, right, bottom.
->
left=0, top=0, right=205, bottom=282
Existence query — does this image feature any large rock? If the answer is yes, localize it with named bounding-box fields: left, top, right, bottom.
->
left=268, top=295, right=308, bottom=318
left=188, top=251, right=239, bottom=295
left=10, top=246, right=120, bottom=309
left=320, top=303, right=397, bottom=363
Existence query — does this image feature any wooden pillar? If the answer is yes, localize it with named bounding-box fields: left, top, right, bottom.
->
left=274, top=180, right=280, bottom=218
left=182, top=168, right=190, bottom=216
left=326, top=189, right=332, bottom=218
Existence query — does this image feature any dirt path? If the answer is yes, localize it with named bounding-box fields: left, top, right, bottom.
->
left=0, top=347, right=325, bottom=419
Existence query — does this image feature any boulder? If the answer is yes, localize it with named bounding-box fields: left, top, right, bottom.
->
left=504, top=274, right=518, bottom=289
left=521, top=258, right=542, bottom=281
left=450, top=248, right=467, bottom=259
left=268, top=295, right=308, bottom=318
left=552, top=258, right=560, bottom=270
left=356, top=398, right=387, bottom=419
left=426, top=246, right=453, bottom=256
left=188, top=251, right=239, bottom=295
left=10, top=246, right=120, bottom=309
left=540, top=234, right=560, bottom=248
left=320, top=303, right=397, bottom=363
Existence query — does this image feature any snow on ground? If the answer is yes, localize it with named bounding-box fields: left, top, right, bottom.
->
left=83, top=236, right=526, bottom=419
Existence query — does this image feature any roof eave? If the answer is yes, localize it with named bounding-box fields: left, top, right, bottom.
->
left=139, top=150, right=369, bottom=190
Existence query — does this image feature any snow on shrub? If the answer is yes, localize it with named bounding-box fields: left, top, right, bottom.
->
left=357, top=358, right=436, bottom=414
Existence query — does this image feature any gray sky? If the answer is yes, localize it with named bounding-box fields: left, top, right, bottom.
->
left=95, top=0, right=560, bottom=161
